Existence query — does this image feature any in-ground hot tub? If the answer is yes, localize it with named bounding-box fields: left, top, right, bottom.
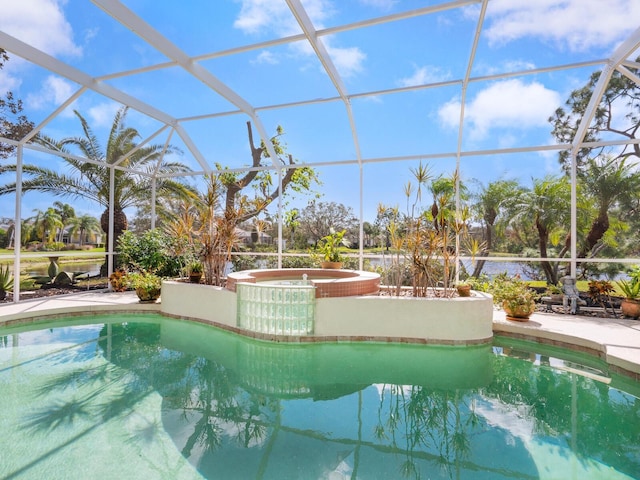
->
left=225, top=268, right=380, bottom=298
left=161, top=265, right=493, bottom=344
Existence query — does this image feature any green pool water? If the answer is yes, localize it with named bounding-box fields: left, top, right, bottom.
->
left=0, top=313, right=638, bottom=480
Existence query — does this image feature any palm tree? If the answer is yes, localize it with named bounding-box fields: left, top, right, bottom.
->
left=577, top=156, right=640, bottom=258
left=0, top=107, right=195, bottom=270
left=68, top=214, right=101, bottom=246
left=52, top=201, right=76, bottom=242
left=31, top=207, right=63, bottom=244
left=251, top=217, right=271, bottom=244
left=513, top=175, right=571, bottom=284
left=471, top=180, right=524, bottom=277
left=5, top=219, right=36, bottom=248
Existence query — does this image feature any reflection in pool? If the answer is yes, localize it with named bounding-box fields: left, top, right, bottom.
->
left=0, top=313, right=638, bottom=479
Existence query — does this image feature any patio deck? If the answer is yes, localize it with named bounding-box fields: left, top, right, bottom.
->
left=0, top=291, right=638, bottom=379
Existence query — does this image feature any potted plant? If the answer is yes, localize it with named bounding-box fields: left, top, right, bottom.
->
left=0, top=265, right=14, bottom=301
left=317, top=229, right=349, bottom=269
left=125, top=271, right=162, bottom=303
left=545, top=283, right=563, bottom=302
left=109, top=269, right=128, bottom=292
left=617, top=267, right=640, bottom=319
left=456, top=281, right=472, bottom=297
left=490, top=275, right=537, bottom=322
left=188, top=260, right=203, bottom=283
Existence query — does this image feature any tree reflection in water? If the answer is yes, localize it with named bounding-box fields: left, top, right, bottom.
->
left=10, top=318, right=640, bottom=480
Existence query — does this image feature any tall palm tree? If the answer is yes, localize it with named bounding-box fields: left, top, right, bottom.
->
left=5, top=219, right=35, bottom=248
left=69, top=214, right=101, bottom=246
left=52, top=201, right=75, bottom=242
left=513, top=175, right=571, bottom=284
left=578, top=155, right=640, bottom=258
left=0, top=107, right=195, bottom=269
left=471, top=179, right=524, bottom=277
left=30, top=207, right=63, bottom=244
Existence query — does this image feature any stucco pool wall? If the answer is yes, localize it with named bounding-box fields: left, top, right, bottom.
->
left=160, top=280, right=494, bottom=345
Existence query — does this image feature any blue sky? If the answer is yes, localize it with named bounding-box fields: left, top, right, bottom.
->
left=1, top=0, right=639, bottom=222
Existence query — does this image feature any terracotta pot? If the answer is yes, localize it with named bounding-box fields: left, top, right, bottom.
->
left=456, top=284, right=472, bottom=297
left=135, top=287, right=161, bottom=303
left=621, top=298, right=640, bottom=319
left=189, top=273, right=202, bottom=284
left=503, top=301, right=536, bottom=322
left=320, top=261, right=343, bottom=269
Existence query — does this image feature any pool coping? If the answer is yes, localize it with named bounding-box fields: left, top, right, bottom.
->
left=1, top=290, right=639, bottom=380
left=493, top=309, right=640, bottom=381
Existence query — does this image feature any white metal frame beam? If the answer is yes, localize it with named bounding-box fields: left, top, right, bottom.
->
left=91, top=0, right=282, bottom=167
left=1, top=0, right=639, bottom=295
left=453, top=0, right=489, bottom=281
left=567, top=26, right=640, bottom=276
left=0, top=30, right=211, bottom=173
left=284, top=0, right=367, bottom=264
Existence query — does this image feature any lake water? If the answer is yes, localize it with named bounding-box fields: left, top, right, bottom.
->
left=367, top=256, right=530, bottom=279
left=23, top=260, right=103, bottom=277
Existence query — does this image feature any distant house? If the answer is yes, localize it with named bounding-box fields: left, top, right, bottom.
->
left=61, top=227, right=103, bottom=247
left=235, top=227, right=272, bottom=246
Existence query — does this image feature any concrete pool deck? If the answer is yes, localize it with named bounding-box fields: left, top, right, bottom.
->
left=0, top=290, right=639, bottom=379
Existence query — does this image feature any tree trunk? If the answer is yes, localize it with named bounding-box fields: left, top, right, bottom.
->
left=431, top=202, right=439, bottom=231
left=579, top=211, right=609, bottom=258
left=536, top=219, right=557, bottom=284
left=225, top=122, right=301, bottom=224
left=472, top=221, right=494, bottom=277
left=100, top=207, right=128, bottom=276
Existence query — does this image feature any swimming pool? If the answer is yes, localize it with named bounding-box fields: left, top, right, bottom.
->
left=1, top=313, right=638, bottom=479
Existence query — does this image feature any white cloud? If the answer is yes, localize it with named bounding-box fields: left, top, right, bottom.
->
left=398, top=65, right=451, bottom=87
left=358, top=0, right=398, bottom=10
left=475, top=60, right=537, bottom=77
left=251, top=50, right=279, bottom=65
left=438, top=79, right=561, bottom=139
left=234, top=0, right=329, bottom=38
left=83, top=27, right=99, bottom=45
left=233, top=0, right=299, bottom=35
left=0, top=0, right=81, bottom=58
left=234, top=0, right=365, bottom=77
left=88, top=103, right=120, bottom=128
left=325, top=42, right=366, bottom=78
left=0, top=69, right=22, bottom=94
left=485, top=0, right=640, bottom=52
left=26, top=75, right=75, bottom=110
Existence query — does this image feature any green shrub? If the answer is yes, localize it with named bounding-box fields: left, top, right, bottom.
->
left=125, top=271, right=162, bottom=291
left=617, top=266, right=640, bottom=299
left=43, top=242, right=65, bottom=251
left=231, top=254, right=260, bottom=272
left=0, top=264, right=14, bottom=293
left=281, top=255, right=317, bottom=268
left=488, top=274, right=537, bottom=310
left=117, top=229, right=183, bottom=277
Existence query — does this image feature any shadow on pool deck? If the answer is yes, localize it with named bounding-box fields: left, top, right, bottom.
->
left=0, top=290, right=638, bottom=379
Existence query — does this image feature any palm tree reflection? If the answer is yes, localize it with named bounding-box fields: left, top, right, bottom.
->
left=18, top=320, right=640, bottom=479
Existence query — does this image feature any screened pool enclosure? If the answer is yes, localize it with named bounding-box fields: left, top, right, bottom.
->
left=1, top=0, right=640, bottom=301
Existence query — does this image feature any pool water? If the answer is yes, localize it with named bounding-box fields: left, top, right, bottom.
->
left=0, top=313, right=638, bottom=480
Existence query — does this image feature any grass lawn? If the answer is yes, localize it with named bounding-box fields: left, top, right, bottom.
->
left=0, top=247, right=104, bottom=255
left=0, top=248, right=105, bottom=265
left=528, top=279, right=625, bottom=297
